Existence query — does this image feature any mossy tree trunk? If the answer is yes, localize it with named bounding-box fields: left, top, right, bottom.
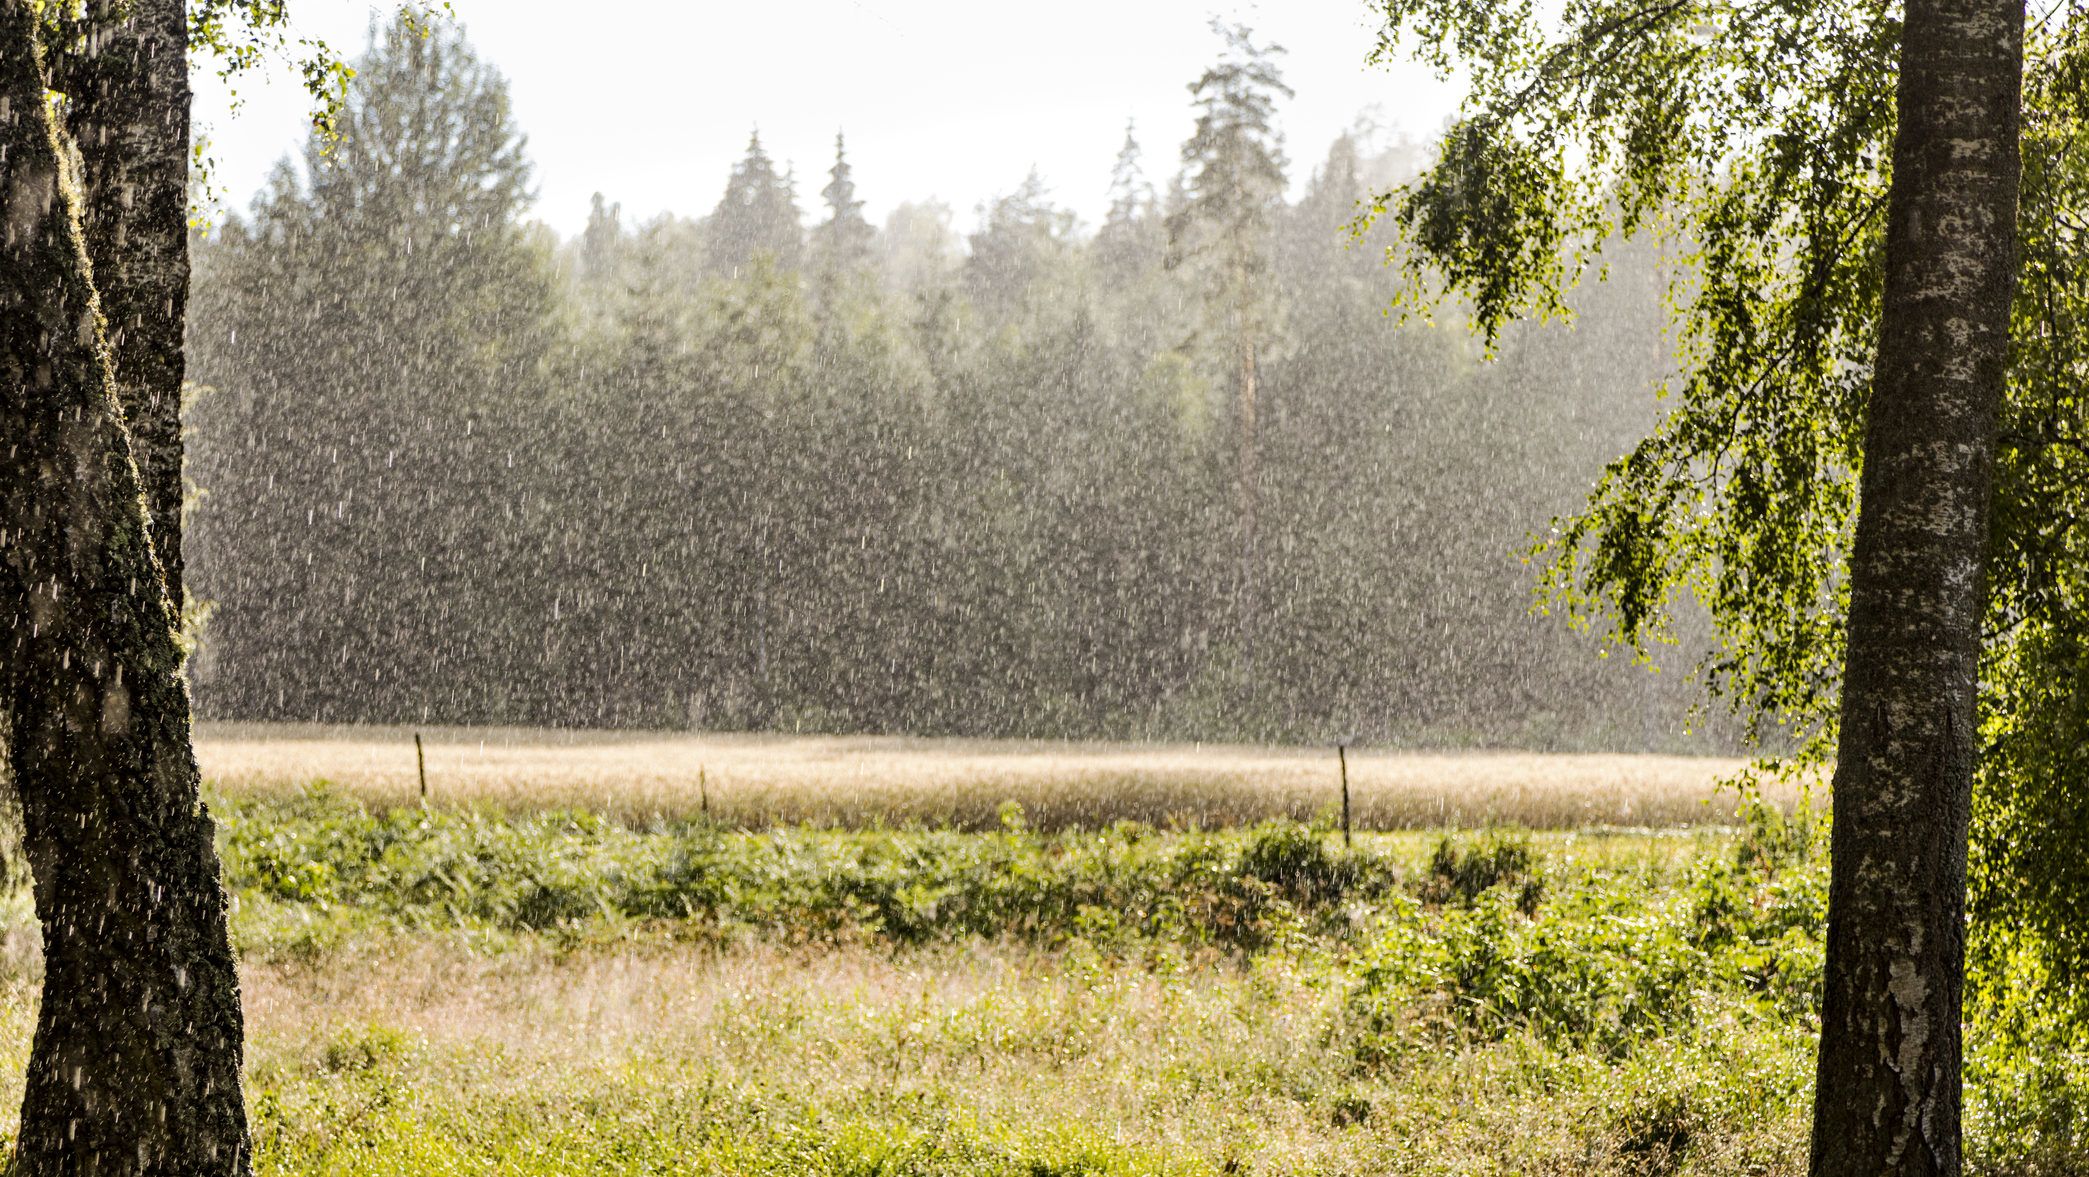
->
left=1809, top=0, right=2023, bottom=1172
left=0, top=1, right=252, bottom=1172
left=48, top=0, right=194, bottom=613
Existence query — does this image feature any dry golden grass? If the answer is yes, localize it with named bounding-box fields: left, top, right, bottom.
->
left=215, top=935, right=1806, bottom=1175
left=195, top=723, right=1796, bottom=829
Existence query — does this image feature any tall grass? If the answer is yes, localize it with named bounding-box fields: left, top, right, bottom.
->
left=196, top=723, right=1787, bottom=830
left=0, top=791, right=2073, bottom=1174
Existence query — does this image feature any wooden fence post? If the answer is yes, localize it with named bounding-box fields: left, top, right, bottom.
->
left=1338, top=743, right=1352, bottom=849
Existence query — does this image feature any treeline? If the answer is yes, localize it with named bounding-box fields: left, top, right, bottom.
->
left=188, top=18, right=1710, bottom=747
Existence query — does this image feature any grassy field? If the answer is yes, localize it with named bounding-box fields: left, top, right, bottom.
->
left=0, top=735, right=2073, bottom=1174
left=5, top=796, right=1834, bottom=1175
left=193, top=723, right=1787, bottom=830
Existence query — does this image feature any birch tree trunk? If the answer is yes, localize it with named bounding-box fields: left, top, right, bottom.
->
left=0, top=1, right=252, bottom=1170
left=1809, top=0, right=2023, bottom=1171
left=50, top=0, right=193, bottom=613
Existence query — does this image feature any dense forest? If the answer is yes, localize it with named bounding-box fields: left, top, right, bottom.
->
left=187, top=18, right=1706, bottom=747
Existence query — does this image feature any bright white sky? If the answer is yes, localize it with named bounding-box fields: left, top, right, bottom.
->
left=191, top=0, right=1463, bottom=239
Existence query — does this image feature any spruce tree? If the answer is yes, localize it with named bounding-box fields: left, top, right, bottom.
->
left=812, top=131, right=877, bottom=290
left=1097, top=121, right=1163, bottom=281
left=186, top=15, right=558, bottom=723
left=579, top=191, right=623, bottom=283
left=708, top=130, right=804, bottom=276
left=1167, top=21, right=1292, bottom=692
left=965, top=169, right=1075, bottom=321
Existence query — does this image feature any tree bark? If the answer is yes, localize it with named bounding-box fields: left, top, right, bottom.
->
left=0, top=2, right=252, bottom=1172
left=1236, top=332, right=1259, bottom=689
left=50, top=0, right=194, bottom=614
left=1808, top=0, right=2023, bottom=1172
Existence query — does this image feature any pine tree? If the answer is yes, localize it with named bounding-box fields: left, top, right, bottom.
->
left=1097, top=121, right=1162, bottom=281
left=708, top=130, right=803, bottom=276
left=579, top=191, right=623, bottom=283
left=965, top=169, right=1075, bottom=321
left=812, top=131, right=876, bottom=290
left=1167, top=21, right=1293, bottom=692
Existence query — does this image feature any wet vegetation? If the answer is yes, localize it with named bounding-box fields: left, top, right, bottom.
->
left=2, top=1, right=2083, bottom=1170
left=0, top=794, right=2071, bottom=1173
left=191, top=725, right=1773, bottom=830
left=183, top=18, right=1714, bottom=749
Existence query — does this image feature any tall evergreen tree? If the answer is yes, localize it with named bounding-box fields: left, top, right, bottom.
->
left=708, top=130, right=803, bottom=275
left=1167, top=21, right=1292, bottom=689
left=579, top=191, right=623, bottom=283
left=187, top=15, right=558, bottom=722
left=1097, top=121, right=1162, bottom=280
left=812, top=131, right=876, bottom=289
left=966, top=169, right=1076, bottom=322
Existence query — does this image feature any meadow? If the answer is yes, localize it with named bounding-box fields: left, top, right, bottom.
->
left=191, top=724, right=1783, bottom=830
left=0, top=731, right=2075, bottom=1174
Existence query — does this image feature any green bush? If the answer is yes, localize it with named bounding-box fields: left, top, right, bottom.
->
left=1421, top=830, right=1541, bottom=911
left=213, top=794, right=1397, bottom=952
left=1347, top=809, right=1828, bottom=1060
left=1234, top=822, right=1358, bottom=904
left=1966, top=936, right=2089, bottom=1175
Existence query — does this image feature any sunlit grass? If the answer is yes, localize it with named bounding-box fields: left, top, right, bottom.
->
left=195, top=723, right=1788, bottom=830
left=0, top=791, right=1822, bottom=1174
left=224, top=937, right=1812, bottom=1176
left=0, top=931, right=1814, bottom=1174
left=0, top=792, right=2068, bottom=1175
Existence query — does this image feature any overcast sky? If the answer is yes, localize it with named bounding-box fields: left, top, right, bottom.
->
left=191, top=1, right=1462, bottom=239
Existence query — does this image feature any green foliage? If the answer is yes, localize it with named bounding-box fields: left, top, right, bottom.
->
left=216, top=793, right=1397, bottom=951
left=1233, top=820, right=1362, bottom=904
left=1420, top=829, right=1539, bottom=908
left=316, top=1022, right=418, bottom=1076
left=1349, top=808, right=1825, bottom=1061
left=1365, top=0, right=2089, bottom=1048
left=1367, top=0, right=1895, bottom=753
left=710, top=130, right=804, bottom=276
left=207, top=794, right=1858, bottom=1077
left=1964, top=934, right=2089, bottom=1172
left=179, top=0, right=450, bottom=209
left=7, top=794, right=2070, bottom=1172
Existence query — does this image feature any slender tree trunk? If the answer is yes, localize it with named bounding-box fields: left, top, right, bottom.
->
left=0, top=3, right=252, bottom=1172
left=1808, top=0, right=2022, bottom=1172
left=51, top=0, right=193, bottom=613
left=1236, top=332, right=1259, bottom=687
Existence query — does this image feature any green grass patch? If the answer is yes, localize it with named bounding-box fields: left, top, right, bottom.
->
left=0, top=792, right=2075, bottom=1173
